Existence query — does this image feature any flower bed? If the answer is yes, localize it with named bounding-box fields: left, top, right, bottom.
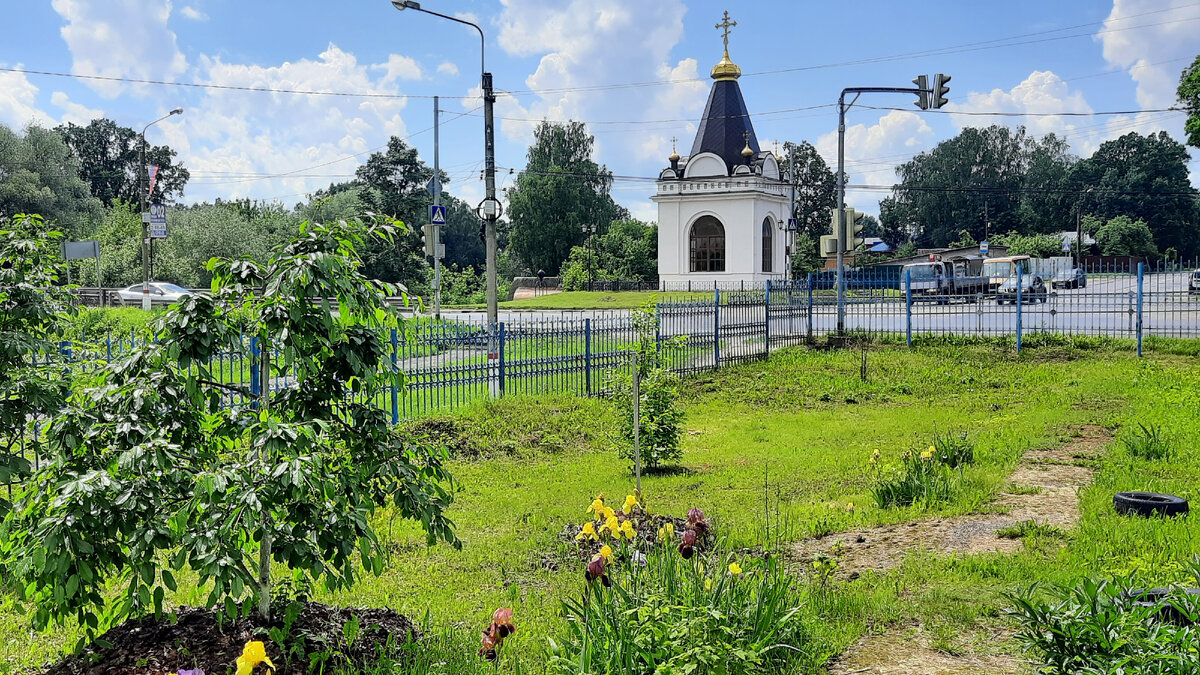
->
left=557, top=492, right=716, bottom=561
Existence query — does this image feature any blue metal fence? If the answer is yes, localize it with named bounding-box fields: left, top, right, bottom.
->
left=27, top=263, right=1200, bottom=424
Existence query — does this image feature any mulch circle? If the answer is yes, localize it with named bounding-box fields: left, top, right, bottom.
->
left=43, top=601, right=418, bottom=675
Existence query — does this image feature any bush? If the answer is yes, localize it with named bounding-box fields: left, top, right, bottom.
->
left=1007, top=565, right=1200, bottom=674
left=547, top=550, right=808, bottom=674
left=871, top=448, right=953, bottom=508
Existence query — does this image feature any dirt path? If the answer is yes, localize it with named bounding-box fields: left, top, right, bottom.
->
left=798, top=425, right=1111, bottom=674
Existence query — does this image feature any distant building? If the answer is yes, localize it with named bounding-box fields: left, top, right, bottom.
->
left=652, top=13, right=789, bottom=286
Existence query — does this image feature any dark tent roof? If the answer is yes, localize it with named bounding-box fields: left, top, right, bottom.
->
left=688, top=79, right=759, bottom=174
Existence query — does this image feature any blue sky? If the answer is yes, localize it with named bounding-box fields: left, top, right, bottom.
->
left=2, top=0, right=1198, bottom=222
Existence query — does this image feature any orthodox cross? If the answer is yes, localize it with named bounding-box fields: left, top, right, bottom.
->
left=716, top=11, right=736, bottom=50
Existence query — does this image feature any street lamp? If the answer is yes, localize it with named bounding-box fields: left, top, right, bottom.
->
left=391, top=1, right=500, bottom=330
left=139, top=107, right=183, bottom=311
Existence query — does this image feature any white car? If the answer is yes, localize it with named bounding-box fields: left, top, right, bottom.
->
left=116, top=282, right=192, bottom=305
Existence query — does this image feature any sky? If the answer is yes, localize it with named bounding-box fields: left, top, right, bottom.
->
left=2, top=0, right=1199, bottom=223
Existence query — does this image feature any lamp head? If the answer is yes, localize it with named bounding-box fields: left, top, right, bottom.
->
left=169, top=107, right=184, bottom=116
left=391, top=0, right=420, bottom=10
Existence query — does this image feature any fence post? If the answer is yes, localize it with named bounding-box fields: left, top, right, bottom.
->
left=713, top=288, right=721, bottom=369
left=106, top=335, right=112, bottom=361
left=1016, top=266, right=1023, bottom=354
left=905, top=269, right=913, bottom=347
left=498, top=322, right=507, bottom=395
left=806, top=273, right=814, bottom=340
left=249, top=336, right=261, bottom=406
left=1136, top=262, right=1144, bottom=357
left=764, top=280, right=771, bottom=358
left=390, top=328, right=399, bottom=424
left=584, top=318, right=592, bottom=395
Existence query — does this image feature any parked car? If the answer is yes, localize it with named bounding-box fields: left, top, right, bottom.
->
left=1190, top=269, right=1200, bottom=295
left=1051, top=267, right=1087, bottom=289
left=116, top=282, right=192, bottom=305
left=996, top=273, right=1048, bottom=304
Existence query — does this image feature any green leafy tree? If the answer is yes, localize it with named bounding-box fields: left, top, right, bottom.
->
left=506, top=121, right=626, bottom=274
left=559, top=219, right=657, bottom=290
left=0, top=124, right=101, bottom=231
left=883, top=126, right=1075, bottom=246
left=782, top=140, right=838, bottom=241
left=0, top=214, right=76, bottom=515
left=2, top=219, right=459, bottom=643
left=56, top=118, right=190, bottom=205
left=1178, top=54, right=1200, bottom=149
left=1066, top=131, right=1199, bottom=258
left=790, top=233, right=822, bottom=277
left=1094, top=216, right=1158, bottom=257
left=991, top=231, right=1066, bottom=258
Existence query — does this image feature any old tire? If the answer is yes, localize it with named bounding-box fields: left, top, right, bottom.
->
left=1114, top=492, right=1189, bottom=518
left=1126, top=587, right=1200, bottom=625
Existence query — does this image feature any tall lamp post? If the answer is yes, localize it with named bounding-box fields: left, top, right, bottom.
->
left=391, top=1, right=500, bottom=330
left=139, top=107, right=183, bottom=311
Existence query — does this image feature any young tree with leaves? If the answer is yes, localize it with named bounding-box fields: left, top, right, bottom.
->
left=0, top=214, right=76, bottom=515
left=0, top=125, right=102, bottom=231
left=2, top=218, right=459, bottom=645
left=781, top=141, right=838, bottom=242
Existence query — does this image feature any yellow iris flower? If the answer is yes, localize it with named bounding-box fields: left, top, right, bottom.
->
left=920, top=449, right=933, bottom=460
left=728, top=562, right=742, bottom=576
left=603, top=515, right=620, bottom=536
left=623, top=494, right=638, bottom=513
left=235, top=641, right=275, bottom=675
left=602, top=506, right=615, bottom=521
left=599, top=544, right=613, bottom=562
left=576, top=521, right=597, bottom=541
left=846, top=502, right=855, bottom=513
left=620, top=520, right=636, bottom=539
left=588, top=498, right=605, bottom=518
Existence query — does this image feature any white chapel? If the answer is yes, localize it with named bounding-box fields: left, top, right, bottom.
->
left=653, top=12, right=790, bottom=287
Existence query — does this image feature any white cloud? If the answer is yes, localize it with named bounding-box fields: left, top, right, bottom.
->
left=492, top=0, right=707, bottom=161
left=1097, top=0, right=1200, bottom=109
left=51, top=91, right=103, bottom=125
left=0, top=67, right=51, bottom=129
left=816, top=111, right=936, bottom=215
left=174, top=44, right=415, bottom=203
left=180, top=5, right=208, bottom=21
left=50, top=0, right=188, bottom=98
left=437, top=61, right=459, bottom=77
left=373, top=54, right=423, bottom=83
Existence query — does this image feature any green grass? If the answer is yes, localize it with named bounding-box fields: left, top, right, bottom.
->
left=492, top=290, right=710, bottom=310
left=4, top=341, right=1200, bottom=672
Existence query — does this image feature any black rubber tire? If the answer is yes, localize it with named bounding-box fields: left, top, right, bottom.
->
left=1126, top=587, right=1200, bottom=625
left=1114, top=492, right=1190, bottom=518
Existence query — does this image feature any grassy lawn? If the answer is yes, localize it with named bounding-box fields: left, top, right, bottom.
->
left=492, top=290, right=713, bottom=310
left=5, top=339, right=1199, bottom=672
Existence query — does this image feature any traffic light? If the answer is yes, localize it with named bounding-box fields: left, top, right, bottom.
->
left=912, top=74, right=929, bottom=110
left=820, top=234, right=838, bottom=258
left=848, top=212, right=865, bottom=250
left=422, top=223, right=436, bottom=256
left=932, top=73, right=951, bottom=109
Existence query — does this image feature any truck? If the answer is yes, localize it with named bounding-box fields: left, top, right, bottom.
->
left=983, top=255, right=1049, bottom=304
left=900, top=257, right=988, bottom=303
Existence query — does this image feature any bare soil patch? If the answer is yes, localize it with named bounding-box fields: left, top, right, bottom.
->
left=43, top=602, right=417, bottom=675
left=828, top=623, right=1029, bottom=674
left=793, top=425, right=1110, bottom=580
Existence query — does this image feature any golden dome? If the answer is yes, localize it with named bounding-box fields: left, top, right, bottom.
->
left=711, top=49, right=742, bottom=81
left=741, top=140, right=754, bottom=158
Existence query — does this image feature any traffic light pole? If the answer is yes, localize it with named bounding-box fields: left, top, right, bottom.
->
left=432, top=95, right=442, bottom=321
left=835, top=84, right=937, bottom=334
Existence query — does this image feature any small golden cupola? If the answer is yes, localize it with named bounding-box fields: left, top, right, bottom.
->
left=710, top=10, right=742, bottom=81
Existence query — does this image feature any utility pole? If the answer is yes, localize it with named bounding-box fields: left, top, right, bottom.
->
left=483, top=72, right=498, bottom=328
left=432, top=96, right=442, bottom=320
left=787, top=147, right=796, bottom=282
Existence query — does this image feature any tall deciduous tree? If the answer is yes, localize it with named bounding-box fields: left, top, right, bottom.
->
left=882, top=126, right=1075, bottom=247
left=1178, top=54, right=1200, bottom=149
left=1094, top=216, right=1158, bottom=257
left=55, top=118, right=190, bottom=205
left=1067, top=131, right=1199, bottom=258
left=0, top=124, right=101, bottom=231
left=506, top=121, right=626, bottom=275
left=781, top=140, right=838, bottom=241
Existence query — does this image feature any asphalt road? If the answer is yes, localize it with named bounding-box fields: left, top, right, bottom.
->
left=415, top=271, right=1200, bottom=339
